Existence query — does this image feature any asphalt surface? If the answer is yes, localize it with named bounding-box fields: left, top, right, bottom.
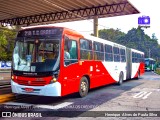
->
left=0, top=71, right=160, bottom=120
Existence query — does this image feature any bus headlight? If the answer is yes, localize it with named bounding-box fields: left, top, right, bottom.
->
left=11, top=75, right=14, bottom=80
left=11, top=75, right=18, bottom=82
left=50, top=76, right=57, bottom=83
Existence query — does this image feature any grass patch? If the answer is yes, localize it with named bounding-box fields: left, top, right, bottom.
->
left=155, top=68, right=160, bottom=75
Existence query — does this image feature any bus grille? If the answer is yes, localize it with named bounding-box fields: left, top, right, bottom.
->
left=17, top=80, right=48, bottom=86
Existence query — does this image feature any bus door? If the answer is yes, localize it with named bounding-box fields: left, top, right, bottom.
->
left=62, top=35, right=79, bottom=95
left=126, top=48, right=132, bottom=79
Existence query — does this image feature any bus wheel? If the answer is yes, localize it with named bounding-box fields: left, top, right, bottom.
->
left=136, top=71, right=140, bottom=79
left=78, top=77, right=89, bottom=97
left=117, top=72, right=123, bottom=85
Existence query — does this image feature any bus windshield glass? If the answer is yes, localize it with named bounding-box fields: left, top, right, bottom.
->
left=13, top=38, right=60, bottom=72
left=145, top=60, right=149, bottom=66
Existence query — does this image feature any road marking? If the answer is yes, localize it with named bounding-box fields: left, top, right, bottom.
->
left=133, top=91, right=152, bottom=99
left=142, top=88, right=160, bottom=92
left=133, top=91, right=147, bottom=98
left=142, top=92, right=152, bottom=99
left=36, top=102, right=73, bottom=109
left=4, top=102, right=73, bottom=110
left=133, top=88, right=160, bottom=92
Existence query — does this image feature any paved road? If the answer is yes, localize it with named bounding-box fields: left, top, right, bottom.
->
left=0, top=72, right=160, bottom=119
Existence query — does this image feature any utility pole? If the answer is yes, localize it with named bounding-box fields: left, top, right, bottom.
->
left=93, top=16, right=98, bottom=37
left=149, top=48, right=151, bottom=58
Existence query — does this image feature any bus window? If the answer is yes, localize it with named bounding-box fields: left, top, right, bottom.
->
left=105, top=44, right=113, bottom=61
left=132, top=52, right=136, bottom=63
left=113, top=47, right=120, bottom=62
left=80, top=39, right=92, bottom=60
left=137, top=53, right=141, bottom=63
left=38, top=42, right=59, bottom=61
left=64, top=37, right=78, bottom=66
left=69, top=40, right=78, bottom=59
left=120, top=48, right=126, bottom=62
left=93, top=41, right=104, bottom=61
left=13, top=38, right=61, bottom=72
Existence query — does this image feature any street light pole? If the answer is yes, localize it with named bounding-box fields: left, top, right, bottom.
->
left=149, top=48, right=151, bottom=58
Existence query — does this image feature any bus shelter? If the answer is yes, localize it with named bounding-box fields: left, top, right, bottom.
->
left=0, top=0, right=139, bottom=36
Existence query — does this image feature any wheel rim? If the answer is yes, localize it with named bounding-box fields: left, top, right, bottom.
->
left=120, top=76, right=122, bottom=84
left=119, top=74, right=123, bottom=84
left=81, top=81, right=87, bottom=93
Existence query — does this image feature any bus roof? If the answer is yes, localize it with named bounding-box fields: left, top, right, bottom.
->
left=84, top=34, right=126, bottom=49
left=145, top=58, right=156, bottom=61
left=131, top=48, right=144, bottom=54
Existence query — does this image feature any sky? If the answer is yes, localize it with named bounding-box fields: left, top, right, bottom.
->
left=47, top=0, right=160, bottom=43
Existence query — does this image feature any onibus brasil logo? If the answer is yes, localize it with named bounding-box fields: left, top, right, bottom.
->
left=138, top=15, right=150, bottom=28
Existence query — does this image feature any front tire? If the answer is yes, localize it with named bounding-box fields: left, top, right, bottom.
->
left=78, top=77, right=89, bottom=97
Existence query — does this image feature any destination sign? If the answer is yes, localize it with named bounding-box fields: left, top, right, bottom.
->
left=18, top=28, right=63, bottom=37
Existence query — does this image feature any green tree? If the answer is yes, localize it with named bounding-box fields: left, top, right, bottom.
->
left=98, top=27, right=160, bottom=61
left=99, top=28, right=125, bottom=43
left=0, top=27, right=16, bottom=61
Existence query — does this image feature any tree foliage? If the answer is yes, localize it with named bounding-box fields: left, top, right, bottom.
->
left=0, top=27, right=16, bottom=61
left=99, top=28, right=125, bottom=43
left=99, top=27, right=160, bottom=61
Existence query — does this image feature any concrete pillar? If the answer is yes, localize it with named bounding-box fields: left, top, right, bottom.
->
left=93, top=16, right=98, bottom=37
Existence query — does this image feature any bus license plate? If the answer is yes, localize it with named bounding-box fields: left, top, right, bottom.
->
left=24, top=88, right=34, bottom=92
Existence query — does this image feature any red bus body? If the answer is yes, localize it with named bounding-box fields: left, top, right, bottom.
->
left=11, top=26, right=145, bottom=97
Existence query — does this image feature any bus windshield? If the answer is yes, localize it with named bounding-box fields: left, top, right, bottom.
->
left=13, top=38, right=60, bottom=72
left=145, top=60, right=149, bottom=66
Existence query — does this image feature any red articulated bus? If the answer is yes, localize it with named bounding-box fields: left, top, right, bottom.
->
left=11, top=26, right=145, bottom=97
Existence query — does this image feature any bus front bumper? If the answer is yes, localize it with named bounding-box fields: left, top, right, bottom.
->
left=11, top=80, right=61, bottom=96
